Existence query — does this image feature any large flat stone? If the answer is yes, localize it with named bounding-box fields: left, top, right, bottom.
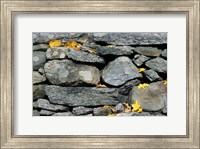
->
left=102, top=56, right=142, bottom=86
left=45, top=85, right=120, bottom=106
left=44, top=59, right=100, bottom=86
left=128, top=81, right=167, bottom=112
left=133, top=47, right=162, bottom=57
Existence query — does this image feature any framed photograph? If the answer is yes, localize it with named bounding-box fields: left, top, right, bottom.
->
left=1, top=0, right=199, bottom=148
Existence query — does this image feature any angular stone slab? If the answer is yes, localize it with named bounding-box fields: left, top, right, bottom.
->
left=33, top=71, right=46, bottom=84
left=144, top=69, right=163, bottom=82
left=145, top=57, right=167, bottom=73
left=33, top=99, right=69, bottom=111
left=102, top=56, right=142, bottom=86
left=45, top=85, right=120, bottom=106
left=33, top=44, right=49, bottom=51
left=33, top=51, right=46, bottom=71
left=93, top=33, right=167, bottom=45
left=133, top=47, right=162, bottom=57
left=72, top=106, right=93, bottom=115
left=46, top=47, right=105, bottom=64
left=118, top=79, right=140, bottom=95
left=128, top=81, right=167, bottom=112
left=44, top=59, right=100, bottom=86
left=132, top=54, right=150, bottom=67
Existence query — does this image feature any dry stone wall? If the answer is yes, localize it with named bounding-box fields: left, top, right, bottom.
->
left=33, top=33, right=167, bottom=116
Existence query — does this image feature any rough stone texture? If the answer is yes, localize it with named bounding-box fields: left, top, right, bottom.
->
left=144, top=69, right=163, bottom=82
left=33, top=98, right=69, bottom=111
left=40, top=110, right=55, bottom=116
left=132, top=54, right=150, bottom=67
left=38, top=67, right=45, bottom=76
left=52, top=112, right=74, bottom=116
left=72, top=106, right=93, bottom=115
left=161, top=107, right=167, bottom=115
left=46, top=47, right=70, bottom=59
left=33, top=51, right=46, bottom=71
left=145, top=57, right=167, bottom=73
left=44, top=59, right=100, bottom=86
left=33, top=71, right=46, bottom=84
left=93, top=33, right=167, bottom=45
left=118, top=79, right=141, bottom=95
left=33, top=110, right=40, bottom=116
left=93, top=107, right=112, bottom=116
left=133, top=47, right=162, bottom=57
left=33, top=32, right=91, bottom=44
left=83, top=44, right=134, bottom=56
left=102, top=56, right=142, bottom=86
left=33, top=85, right=46, bottom=100
left=33, top=44, right=49, bottom=51
left=45, top=85, right=120, bottom=106
left=128, top=81, right=167, bottom=112
left=162, top=49, right=167, bottom=58
left=115, top=103, right=125, bottom=113
left=116, top=112, right=152, bottom=116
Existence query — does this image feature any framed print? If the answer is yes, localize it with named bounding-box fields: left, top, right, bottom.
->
left=1, top=0, right=199, bottom=149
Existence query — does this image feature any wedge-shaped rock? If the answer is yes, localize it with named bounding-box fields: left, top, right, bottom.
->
left=132, top=54, right=150, bottom=67
left=145, top=57, right=167, bottom=73
left=33, top=99, right=69, bottom=111
left=33, top=71, right=46, bottom=84
left=144, top=69, right=163, bottom=82
left=102, top=56, right=142, bottom=86
left=128, top=81, right=167, bottom=112
left=133, top=47, right=162, bottom=57
left=45, top=85, right=120, bottom=106
left=44, top=59, right=100, bottom=86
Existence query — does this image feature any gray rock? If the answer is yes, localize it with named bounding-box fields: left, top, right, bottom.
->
left=52, top=112, right=74, bottom=116
left=33, top=71, right=46, bottom=84
left=45, top=85, right=120, bottom=106
left=102, top=56, right=142, bottom=86
left=33, top=32, right=90, bottom=44
left=93, top=33, right=167, bottom=45
left=38, top=67, right=45, bottom=76
left=128, top=81, right=167, bottom=112
left=93, top=107, right=112, bottom=116
left=46, top=47, right=69, bottom=59
left=33, top=44, right=49, bottom=51
left=84, top=44, right=134, bottom=56
left=118, top=79, right=141, bottom=95
left=162, top=49, right=167, bottom=58
left=132, top=54, right=150, bottom=66
left=44, top=59, right=100, bottom=86
left=161, top=106, right=167, bottom=115
left=33, top=110, right=40, bottom=116
left=133, top=47, right=162, bottom=57
left=33, top=85, right=46, bottom=100
left=115, top=103, right=125, bottom=113
left=144, top=69, right=163, bottom=82
left=40, top=110, right=55, bottom=116
left=33, top=51, right=46, bottom=71
left=145, top=57, right=167, bottom=73
left=72, top=106, right=93, bottom=115
left=33, top=99, right=69, bottom=111
left=116, top=112, right=152, bottom=116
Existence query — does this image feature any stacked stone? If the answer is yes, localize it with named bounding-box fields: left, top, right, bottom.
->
left=33, top=33, right=167, bottom=116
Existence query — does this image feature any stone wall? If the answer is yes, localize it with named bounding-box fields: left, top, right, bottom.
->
left=33, top=33, right=167, bottom=116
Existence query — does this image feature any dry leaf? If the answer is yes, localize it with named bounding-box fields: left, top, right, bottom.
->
left=164, top=80, right=167, bottom=85
left=49, top=40, right=62, bottom=48
left=64, top=41, right=82, bottom=51
left=102, top=105, right=110, bottom=109
left=110, top=106, right=117, bottom=113
left=88, top=49, right=98, bottom=55
left=137, top=83, right=149, bottom=89
left=96, top=83, right=107, bottom=88
left=123, top=103, right=131, bottom=113
left=131, top=100, right=140, bottom=112
left=138, top=68, right=145, bottom=73
left=137, top=108, right=143, bottom=113
left=107, top=113, right=117, bottom=116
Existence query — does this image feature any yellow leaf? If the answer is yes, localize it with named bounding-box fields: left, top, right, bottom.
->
left=64, top=41, right=82, bottom=51
left=138, top=68, right=145, bottom=73
left=123, top=103, right=131, bottom=109
left=164, top=80, right=167, bottom=85
left=49, top=40, right=62, bottom=48
left=131, top=100, right=141, bottom=112
left=88, top=49, right=98, bottom=55
left=103, top=105, right=110, bottom=109
left=137, top=83, right=149, bottom=89
left=96, top=83, right=107, bottom=88
left=137, top=108, right=143, bottom=113
left=107, top=113, right=116, bottom=116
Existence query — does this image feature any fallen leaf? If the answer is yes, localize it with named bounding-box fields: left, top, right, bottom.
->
left=137, top=108, right=143, bottom=113
left=110, top=106, right=117, bottom=113
left=123, top=103, right=131, bottom=109
left=131, top=100, right=140, bottom=112
left=49, top=40, right=62, bottom=48
left=102, top=105, right=110, bottom=109
left=81, top=38, right=88, bottom=43
left=88, top=49, right=98, bottom=55
left=164, top=80, right=167, bottom=85
left=107, top=113, right=117, bottom=116
left=137, top=83, right=149, bottom=89
left=138, top=68, right=145, bottom=73
left=64, top=41, right=82, bottom=51
left=96, top=83, right=107, bottom=88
